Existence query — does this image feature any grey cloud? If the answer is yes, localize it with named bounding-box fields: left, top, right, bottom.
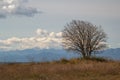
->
left=0, top=13, right=6, bottom=18
left=0, top=9, right=7, bottom=18
left=0, top=0, right=41, bottom=18
left=13, top=6, right=41, bottom=17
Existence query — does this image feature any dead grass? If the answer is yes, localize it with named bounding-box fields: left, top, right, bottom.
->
left=0, top=59, right=120, bottom=80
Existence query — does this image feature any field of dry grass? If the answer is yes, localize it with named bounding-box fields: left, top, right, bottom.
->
left=0, top=58, right=120, bottom=80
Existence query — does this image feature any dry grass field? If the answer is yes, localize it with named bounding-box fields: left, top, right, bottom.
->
left=0, top=58, right=120, bottom=80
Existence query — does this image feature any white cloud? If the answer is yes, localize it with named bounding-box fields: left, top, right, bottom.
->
left=56, top=32, right=62, bottom=37
left=0, top=29, right=63, bottom=51
left=49, top=32, right=56, bottom=37
left=7, top=4, right=15, bottom=9
left=0, top=0, right=40, bottom=18
left=36, top=29, right=48, bottom=37
left=3, top=0, right=14, bottom=4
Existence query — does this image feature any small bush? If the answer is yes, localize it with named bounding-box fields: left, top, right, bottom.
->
left=60, top=58, right=69, bottom=64
left=56, top=57, right=108, bottom=64
left=69, top=58, right=81, bottom=64
left=59, top=58, right=81, bottom=64
left=81, top=56, right=108, bottom=62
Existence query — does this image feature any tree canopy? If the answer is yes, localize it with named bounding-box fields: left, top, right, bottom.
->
left=62, top=20, right=107, bottom=58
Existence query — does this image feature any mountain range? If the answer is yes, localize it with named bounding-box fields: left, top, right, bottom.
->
left=0, top=48, right=120, bottom=63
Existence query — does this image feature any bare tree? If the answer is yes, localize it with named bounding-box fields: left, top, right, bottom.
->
left=62, top=20, right=107, bottom=58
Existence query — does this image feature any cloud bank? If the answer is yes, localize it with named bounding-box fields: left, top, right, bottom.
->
left=0, top=0, right=40, bottom=18
left=0, top=29, right=63, bottom=51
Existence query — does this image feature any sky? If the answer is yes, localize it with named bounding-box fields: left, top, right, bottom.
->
left=0, top=0, right=120, bottom=50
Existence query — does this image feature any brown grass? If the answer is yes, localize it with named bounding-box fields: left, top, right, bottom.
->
left=0, top=59, right=120, bottom=80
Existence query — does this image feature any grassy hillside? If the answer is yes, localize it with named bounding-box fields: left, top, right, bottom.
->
left=0, top=58, right=120, bottom=80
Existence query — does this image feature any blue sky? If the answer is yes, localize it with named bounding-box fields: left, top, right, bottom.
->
left=0, top=0, right=120, bottom=50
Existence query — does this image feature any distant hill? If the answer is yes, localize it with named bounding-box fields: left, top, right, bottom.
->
left=0, top=49, right=79, bottom=63
left=96, top=48, right=120, bottom=60
left=0, top=48, right=120, bottom=63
